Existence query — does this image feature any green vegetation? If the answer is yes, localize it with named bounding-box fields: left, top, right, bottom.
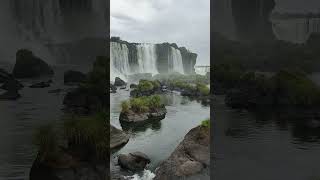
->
left=136, top=79, right=160, bottom=92
left=121, top=95, right=163, bottom=113
left=201, top=119, right=210, bottom=128
left=33, top=111, right=109, bottom=161
left=33, top=124, right=59, bottom=161
left=196, top=83, right=210, bottom=96
left=225, top=69, right=320, bottom=108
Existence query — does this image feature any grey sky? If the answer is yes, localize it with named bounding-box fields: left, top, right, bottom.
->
left=110, top=0, right=210, bottom=66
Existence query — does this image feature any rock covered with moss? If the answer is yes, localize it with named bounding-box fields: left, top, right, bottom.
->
left=119, top=95, right=166, bottom=123
left=225, top=70, right=320, bottom=108
left=30, top=113, right=109, bottom=180
left=130, top=79, right=162, bottom=97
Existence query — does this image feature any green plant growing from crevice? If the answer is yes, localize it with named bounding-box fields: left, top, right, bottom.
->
left=201, top=119, right=210, bottom=128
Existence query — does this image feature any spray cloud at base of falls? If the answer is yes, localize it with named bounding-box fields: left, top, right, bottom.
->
left=110, top=38, right=197, bottom=82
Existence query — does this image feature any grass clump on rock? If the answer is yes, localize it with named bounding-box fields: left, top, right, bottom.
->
left=201, top=119, right=210, bottom=128
left=120, top=95, right=167, bottom=123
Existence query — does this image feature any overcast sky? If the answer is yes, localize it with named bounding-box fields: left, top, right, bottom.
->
left=110, top=0, right=210, bottom=65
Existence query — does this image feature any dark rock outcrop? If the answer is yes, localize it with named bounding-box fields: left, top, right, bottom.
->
left=118, top=152, right=150, bottom=172
left=231, top=0, right=276, bottom=41
left=155, top=125, right=210, bottom=180
left=64, top=70, right=86, bottom=85
left=119, top=106, right=167, bottom=123
left=110, top=125, right=129, bottom=150
left=114, top=77, right=126, bottom=87
left=12, top=49, right=54, bottom=78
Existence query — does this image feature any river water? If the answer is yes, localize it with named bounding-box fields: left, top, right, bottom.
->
left=213, top=93, right=320, bottom=180
left=0, top=65, right=87, bottom=180
left=110, top=89, right=210, bottom=179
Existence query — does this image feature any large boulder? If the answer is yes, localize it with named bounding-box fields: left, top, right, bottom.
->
left=110, top=125, right=129, bottom=150
left=154, top=125, right=210, bottom=180
left=119, top=106, right=167, bottom=123
left=118, top=152, right=150, bottom=172
left=12, top=49, right=54, bottom=78
left=64, top=70, right=86, bottom=85
left=114, top=77, right=126, bottom=87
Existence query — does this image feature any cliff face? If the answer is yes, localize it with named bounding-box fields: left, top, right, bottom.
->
left=231, top=0, right=275, bottom=41
left=213, top=0, right=275, bottom=41
left=0, top=0, right=108, bottom=65
left=110, top=38, right=197, bottom=75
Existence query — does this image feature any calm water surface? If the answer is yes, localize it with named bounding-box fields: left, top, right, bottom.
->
left=0, top=65, right=86, bottom=180
left=110, top=89, right=210, bottom=179
left=213, top=95, right=320, bottom=180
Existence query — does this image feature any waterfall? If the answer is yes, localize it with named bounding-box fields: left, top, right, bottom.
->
left=110, top=42, right=130, bottom=81
left=136, top=44, right=159, bottom=75
left=169, top=47, right=184, bottom=74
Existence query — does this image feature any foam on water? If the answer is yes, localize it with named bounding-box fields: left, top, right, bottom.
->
left=124, top=169, right=155, bottom=180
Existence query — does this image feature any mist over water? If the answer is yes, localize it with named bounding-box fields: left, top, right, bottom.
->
left=0, top=0, right=108, bottom=65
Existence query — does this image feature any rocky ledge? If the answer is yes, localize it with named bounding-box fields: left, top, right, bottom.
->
left=110, top=125, right=130, bottom=150
left=154, top=125, right=210, bottom=180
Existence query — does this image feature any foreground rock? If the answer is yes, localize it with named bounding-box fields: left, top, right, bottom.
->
left=12, top=49, right=54, bottom=78
left=155, top=125, right=210, bottom=180
left=119, top=106, right=166, bottom=123
left=110, top=83, right=117, bottom=93
left=114, top=77, right=126, bottom=87
left=110, top=125, right=129, bottom=150
left=64, top=70, right=86, bottom=85
left=30, top=150, right=108, bottom=180
left=118, top=152, right=150, bottom=172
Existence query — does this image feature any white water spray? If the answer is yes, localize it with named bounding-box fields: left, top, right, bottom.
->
left=110, top=42, right=130, bottom=81
left=169, top=47, right=184, bottom=74
left=136, top=44, right=159, bottom=75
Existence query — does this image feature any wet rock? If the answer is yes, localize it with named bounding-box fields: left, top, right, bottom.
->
left=110, top=125, right=129, bottom=150
left=12, top=49, right=54, bottom=78
left=118, top=152, right=150, bottom=172
left=110, top=84, right=117, bottom=93
left=119, top=106, right=166, bottom=123
left=114, top=77, right=126, bottom=87
left=29, top=80, right=52, bottom=88
left=154, top=125, right=210, bottom=180
left=64, top=70, right=86, bottom=85
left=129, top=84, right=137, bottom=89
